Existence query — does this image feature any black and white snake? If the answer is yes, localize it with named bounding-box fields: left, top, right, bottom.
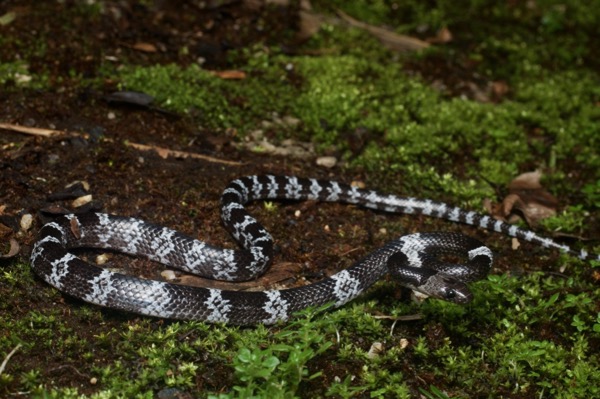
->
left=30, top=175, right=599, bottom=325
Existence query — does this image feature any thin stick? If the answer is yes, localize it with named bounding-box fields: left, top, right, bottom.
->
left=125, top=141, right=243, bottom=166
left=1, top=122, right=242, bottom=166
left=0, top=122, right=64, bottom=137
left=0, top=344, right=22, bottom=376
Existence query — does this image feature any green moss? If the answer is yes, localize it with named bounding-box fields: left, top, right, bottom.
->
left=0, top=61, right=49, bottom=89
left=116, top=46, right=597, bottom=205
left=117, top=54, right=298, bottom=131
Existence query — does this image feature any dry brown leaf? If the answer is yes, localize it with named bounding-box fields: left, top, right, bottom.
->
left=1, top=238, right=20, bottom=258
left=132, top=42, right=158, bottom=52
left=70, top=217, right=82, bottom=239
left=208, top=70, right=247, bottom=80
left=491, top=81, right=509, bottom=98
left=496, top=171, right=558, bottom=227
left=428, top=27, right=453, bottom=44
left=297, top=8, right=323, bottom=41
left=337, top=9, right=430, bottom=52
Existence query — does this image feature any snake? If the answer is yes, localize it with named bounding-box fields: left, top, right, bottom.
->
left=30, top=175, right=599, bottom=325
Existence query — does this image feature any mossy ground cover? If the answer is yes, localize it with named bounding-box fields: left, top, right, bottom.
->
left=1, top=1, right=599, bottom=398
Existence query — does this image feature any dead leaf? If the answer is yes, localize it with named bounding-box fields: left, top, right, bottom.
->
left=337, top=9, right=430, bottom=52
left=428, top=27, right=453, bottom=44
left=132, top=42, right=158, bottom=53
left=491, top=81, right=509, bottom=98
left=208, top=70, right=247, bottom=80
left=493, top=171, right=558, bottom=227
left=297, top=7, right=323, bottom=41
left=1, top=239, right=20, bottom=258
left=70, top=217, right=81, bottom=239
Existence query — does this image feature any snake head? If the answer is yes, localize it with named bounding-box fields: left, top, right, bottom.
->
left=417, top=275, right=474, bottom=304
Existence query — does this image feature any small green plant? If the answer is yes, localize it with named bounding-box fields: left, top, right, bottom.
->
left=540, top=205, right=587, bottom=233
left=263, top=201, right=278, bottom=212
left=215, top=307, right=335, bottom=398
left=419, top=385, right=453, bottom=399
left=582, top=180, right=600, bottom=208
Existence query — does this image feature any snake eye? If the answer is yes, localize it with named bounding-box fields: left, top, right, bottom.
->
left=443, top=286, right=472, bottom=304
left=444, top=289, right=457, bottom=300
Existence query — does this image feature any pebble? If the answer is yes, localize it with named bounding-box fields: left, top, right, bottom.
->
left=20, top=214, right=33, bottom=231
left=161, top=270, right=178, bottom=281
left=316, top=156, right=337, bottom=168
left=72, top=194, right=93, bottom=208
left=367, top=342, right=384, bottom=359
left=399, top=338, right=409, bottom=349
left=66, top=180, right=90, bottom=191
left=95, top=253, right=110, bottom=265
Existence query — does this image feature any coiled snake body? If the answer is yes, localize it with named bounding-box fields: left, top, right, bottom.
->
left=30, top=175, right=598, bottom=325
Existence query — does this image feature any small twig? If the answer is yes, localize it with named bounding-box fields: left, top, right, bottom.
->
left=336, top=9, right=430, bottom=52
left=0, top=344, right=22, bottom=376
left=1, top=122, right=242, bottom=166
left=0, top=122, right=64, bottom=137
left=339, top=247, right=362, bottom=257
left=373, top=313, right=424, bottom=321
left=48, top=364, right=90, bottom=379
left=125, top=141, right=243, bottom=166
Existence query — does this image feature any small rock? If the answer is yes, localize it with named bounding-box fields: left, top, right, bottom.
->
left=316, top=156, right=337, bottom=168
left=161, top=270, right=178, bottom=281
left=251, top=140, right=273, bottom=153
left=95, top=253, right=110, bottom=265
left=20, top=214, right=33, bottom=231
left=367, top=342, right=384, bottom=359
left=399, top=338, right=409, bottom=349
left=72, top=194, right=93, bottom=208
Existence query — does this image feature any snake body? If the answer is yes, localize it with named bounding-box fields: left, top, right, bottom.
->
left=30, top=175, right=598, bottom=325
